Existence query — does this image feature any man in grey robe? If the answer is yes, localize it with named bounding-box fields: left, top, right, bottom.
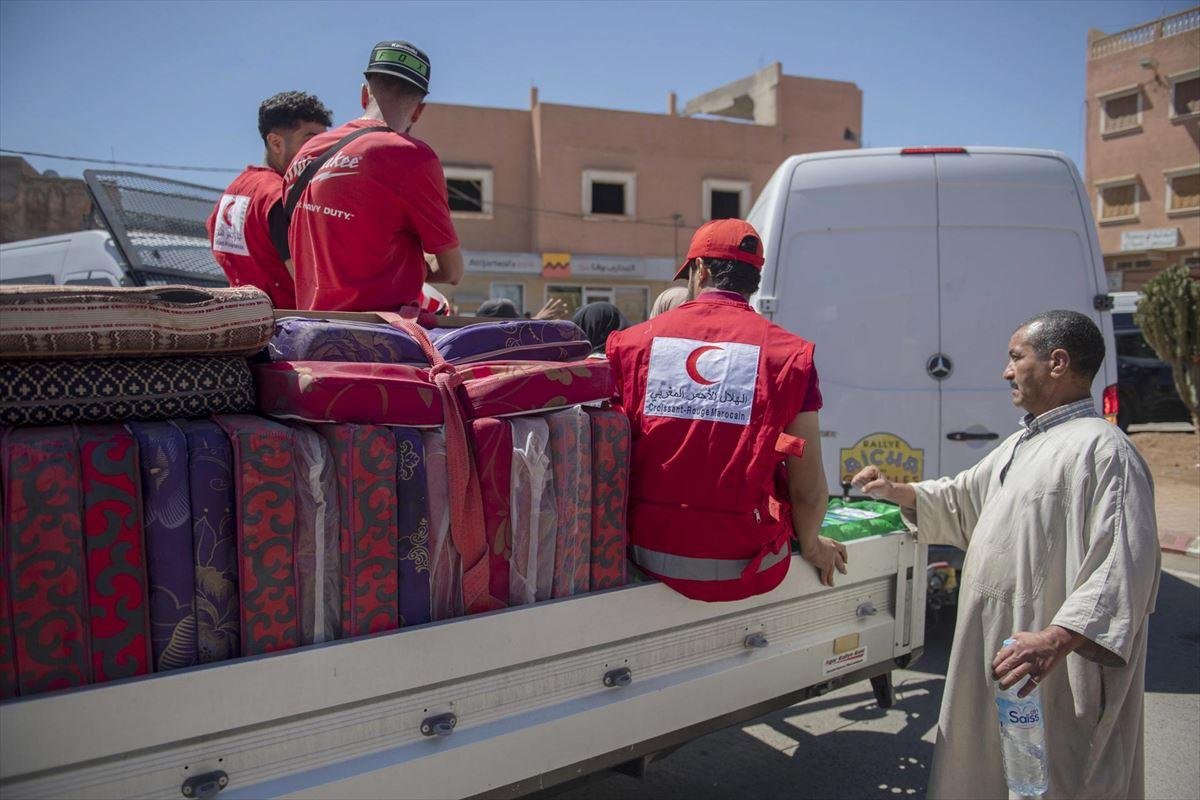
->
left=853, top=310, right=1160, bottom=799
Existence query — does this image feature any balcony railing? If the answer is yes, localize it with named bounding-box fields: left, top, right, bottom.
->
left=1089, top=6, right=1200, bottom=60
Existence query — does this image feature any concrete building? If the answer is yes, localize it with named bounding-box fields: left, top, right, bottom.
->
left=1085, top=6, right=1200, bottom=292
left=416, top=63, right=862, bottom=320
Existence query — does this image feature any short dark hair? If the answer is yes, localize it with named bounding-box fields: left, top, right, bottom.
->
left=258, top=91, right=333, bottom=143
left=1019, top=309, right=1105, bottom=381
left=366, top=72, right=427, bottom=106
left=694, top=258, right=761, bottom=297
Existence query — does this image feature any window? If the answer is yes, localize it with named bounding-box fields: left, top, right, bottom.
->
left=1115, top=331, right=1160, bottom=360
left=1099, top=88, right=1141, bottom=136
left=490, top=282, right=524, bottom=313
left=1165, top=168, right=1200, bottom=215
left=614, top=286, right=649, bottom=324
left=702, top=179, right=751, bottom=222
left=582, top=170, right=636, bottom=218
left=544, top=285, right=621, bottom=318
left=1169, top=70, right=1200, bottom=121
left=1096, top=178, right=1139, bottom=223
left=443, top=166, right=493, bottom=218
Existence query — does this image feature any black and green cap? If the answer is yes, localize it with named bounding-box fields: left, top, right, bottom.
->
left=365, top=41, right=431, bottom=95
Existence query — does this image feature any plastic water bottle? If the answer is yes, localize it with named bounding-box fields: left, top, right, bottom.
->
left=994, top=638, right=1049, bottom=797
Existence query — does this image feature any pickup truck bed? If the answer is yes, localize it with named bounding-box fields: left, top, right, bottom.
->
left=0, top=532, right=924, bottom=800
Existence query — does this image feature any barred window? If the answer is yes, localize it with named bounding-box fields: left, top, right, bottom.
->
left=1099, top=183, right=1137, bottom=220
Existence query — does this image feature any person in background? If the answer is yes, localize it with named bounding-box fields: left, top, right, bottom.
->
left=650, top=285, right=689, bottom=318
left=285, top=40, right=463, bottom=311
left=852, top=310, right=1159, bottom=799
left=206, top=91, right=332, bottom=308
left=606, top=219, right=846, bottom=602
left=476, top=297, right=570, bottom=320
left=571, top=302, right=629, bottom=358
left=477, top=298, right=520, bottom=318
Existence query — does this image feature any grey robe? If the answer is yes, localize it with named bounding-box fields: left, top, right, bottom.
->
left=906, top=416, right=1161, bottom=800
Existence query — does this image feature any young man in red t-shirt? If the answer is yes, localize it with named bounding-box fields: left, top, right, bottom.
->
left=285, top=40, right=463, bottom=312
left=206, top=91, right=332, bottom=308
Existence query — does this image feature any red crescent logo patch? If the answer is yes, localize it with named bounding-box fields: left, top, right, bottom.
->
left=684, top=345, right=722, bottom=385
left=221, top=198, right=238, bottom=227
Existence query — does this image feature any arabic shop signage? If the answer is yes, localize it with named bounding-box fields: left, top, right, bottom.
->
left=466, top=251, right=675, bottom=280
left=463, top=251, right=542, bottom=275
left=1120, top=228, right=1179, bottom=252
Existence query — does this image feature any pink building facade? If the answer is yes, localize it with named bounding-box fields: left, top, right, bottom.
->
left=1085, top=7, right=1200, bottom=292
left=415, top=63, right=862, bottom=320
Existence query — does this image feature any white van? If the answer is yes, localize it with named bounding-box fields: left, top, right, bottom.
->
left=748, top=146, right=1118, bottom=491
left=0, top=230, right=129, bottom=286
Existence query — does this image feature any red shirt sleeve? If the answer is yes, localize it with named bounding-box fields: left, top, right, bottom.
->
left=403, top=151, right=459, bottom=255
left=776, top=341, right=822, bottom=419
left=800, top=351, right=823, bottom=412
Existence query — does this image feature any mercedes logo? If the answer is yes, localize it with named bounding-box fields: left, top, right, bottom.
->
left=927, top=353, right=953, bottom=380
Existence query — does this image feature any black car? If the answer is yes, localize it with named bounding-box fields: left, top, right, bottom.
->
left=1113, top=314, right=1190, bottom=430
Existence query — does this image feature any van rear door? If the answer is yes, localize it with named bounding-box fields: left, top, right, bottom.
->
left=764, top=153, right=941, bottom=491
left=933, top=151, right=1108, bottom=478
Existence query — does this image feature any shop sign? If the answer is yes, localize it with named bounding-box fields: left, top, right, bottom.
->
left=542, top=252, right=571, bottom=279
left=572, top=255, right=646, bottom=279
left=464, top=251, right=541, bottom=275
left=1120, top=228, right=1179, bottom=252
left=839, top=432, right=924, bottom=484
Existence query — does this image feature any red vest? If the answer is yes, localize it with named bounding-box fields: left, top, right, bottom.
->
left=606, top=291, right=821, bottom=601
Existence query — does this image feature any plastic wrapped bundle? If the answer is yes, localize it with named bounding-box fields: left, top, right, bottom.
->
left=821, top=499, right=904, bottom=542
left=291, top=426, right=342, bottom=645
left=423, top=430, right=463, bottom=620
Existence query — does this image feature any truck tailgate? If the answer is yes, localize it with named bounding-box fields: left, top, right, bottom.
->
left=0, top=533, right=924, bottom=799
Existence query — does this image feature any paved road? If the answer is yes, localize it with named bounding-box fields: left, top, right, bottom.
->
left=549, top=552, right=1200, bottom=800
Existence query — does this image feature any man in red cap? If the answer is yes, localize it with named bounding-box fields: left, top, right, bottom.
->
left=284, top=40, right=463, bottom=312
left=606, top=219, right=847, bottom=601
left=206, top=91, right=332, bottom=308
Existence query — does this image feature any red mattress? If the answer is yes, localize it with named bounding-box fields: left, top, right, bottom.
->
left=423, top=430, right=463, bottom=621
left=584, top=408, right=630, bottom=590
left=78, top=425, right=153, bottom=683
left=254, top=360, right=611, bottom=426
left=508, top=418, right=557, bottom=606
left=546, top=409, right=593, bottom=599
left=320, top=424, right=400, bottom=638
left=215, top=415, right=300, bottom=657
left=254, top=362, right=442, bottom=427
left=0, top=472, right=14, bottom=700
left=459, top=361, right=613, bottom=419
left=1, top=426, right=90, bottom=695
left=471, top=419, right=512, bottom=608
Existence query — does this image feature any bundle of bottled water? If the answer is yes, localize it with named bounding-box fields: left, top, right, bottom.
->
left=994, top=638, right=1049, bottom=797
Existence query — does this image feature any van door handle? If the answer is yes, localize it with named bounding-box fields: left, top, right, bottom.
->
left=946, top=431, right=999, bottom=441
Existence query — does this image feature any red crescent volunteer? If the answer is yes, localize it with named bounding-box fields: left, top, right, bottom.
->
left=207, top=92, right=332, bottom=308
left=284, top=40, right=462, bottom=312
left=606, top=219, right=847, bottom=601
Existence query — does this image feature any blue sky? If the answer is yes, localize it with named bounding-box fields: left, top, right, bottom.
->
left=0, top=0, right=1192, bottom=187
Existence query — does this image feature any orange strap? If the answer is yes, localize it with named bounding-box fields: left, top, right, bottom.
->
left=379, top=312, right=501, bottom=614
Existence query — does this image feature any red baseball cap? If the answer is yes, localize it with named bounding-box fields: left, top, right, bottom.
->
left=674, top=218, right=765, bottom=280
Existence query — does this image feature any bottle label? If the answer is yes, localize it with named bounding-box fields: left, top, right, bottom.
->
left=996, top=695, right=1042, bottom=729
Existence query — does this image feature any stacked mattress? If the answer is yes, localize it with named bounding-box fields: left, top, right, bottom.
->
left=1, top=296, right=632, bottom=701
left=256, top=314, right=630, bottom=617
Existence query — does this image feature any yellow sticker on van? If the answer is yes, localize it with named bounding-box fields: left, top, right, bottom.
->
left=839, top=433, right=924, bottom=484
